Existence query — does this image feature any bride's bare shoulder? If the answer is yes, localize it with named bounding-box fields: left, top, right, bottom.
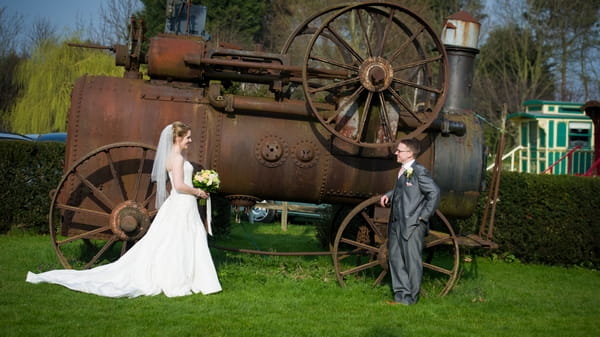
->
left=166, top=153, right=184, bottom=171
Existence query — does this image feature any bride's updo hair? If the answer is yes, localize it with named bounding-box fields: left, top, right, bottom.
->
left=171, top=121, right=191, bottom=143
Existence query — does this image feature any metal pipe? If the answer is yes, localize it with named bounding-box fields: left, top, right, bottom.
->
left=207, top=84, right=466, bottom=135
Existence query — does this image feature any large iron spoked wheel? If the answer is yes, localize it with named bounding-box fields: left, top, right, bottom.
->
left=279, top=3, right=349, bottom=100
left=302, top=2, right=448, bottom=148
left=49, top=142, right=157, bottom=269
left=332, top=196, right=459, bottom=296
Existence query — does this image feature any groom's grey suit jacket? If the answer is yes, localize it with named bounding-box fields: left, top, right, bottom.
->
left=385, top=162, right=440, bottom=240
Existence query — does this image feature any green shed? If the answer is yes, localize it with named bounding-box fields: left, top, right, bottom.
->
left=506, top=100, right=594, bottom=174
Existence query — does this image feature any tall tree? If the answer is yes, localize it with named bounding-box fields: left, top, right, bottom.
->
left=0, top=7, right=24, bottom=131
left=8, top=37, right=124, bottom=133
left=475, top=24, right=555, bottom=115
left=473, top=23, right=555, bottom=150
left=137, top=0, right=167, bottom=40
left=0, top=7, right=23, bottom=55
left=525, top=0, right=599, bottom=101
left=202, top=0, right=269, bottom=48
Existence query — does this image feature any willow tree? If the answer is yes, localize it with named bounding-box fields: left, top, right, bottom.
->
left=9, top=38, right=124, bottom=133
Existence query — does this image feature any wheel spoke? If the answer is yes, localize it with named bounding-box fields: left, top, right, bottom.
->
left=324, top=24, right=364, bottom=64
left=55, top=203, right=110, bottom=218
left=104, top=149, right=127, bottom=202
left=356, top=10, right=374, bottom=58
left=329, top=86, right=364, bottom=126
left=375, top=7, right=395, bottom=57
left=309, top=54, right=358, bottom=74
left=423, top=262, right=453, bottom=276
left=392, top=77, right=443, bottom=94
left=120, top=240, right=129, bottom=255
left=339, top=237, right=379, bottom=254
left=387, top=86, right=424, bottom=123
left=84, top=236, right=118, bottom=269
left=142, top=190, right=156, bottom=209
left=56, top=226, right=112, bottom=245
left=307, top=75, right=360, bottom=95
left=73, top=170, right=115, bottom=210
left=358, top=207, right=385, bottom=241
left=425, top=235, right=453, bottom=248
left=339, top=259, right=380, bottom=276
left=355, top=91, right=374, bottom=144
left=388, top=25, right=426, bottom=64
left=377, top=92, right=394, bottom=142
left=393, top=54, right=443, bottom=72
left=373, top=269, right=388, bottom=286
left=133, top=148, right=149, bottom=201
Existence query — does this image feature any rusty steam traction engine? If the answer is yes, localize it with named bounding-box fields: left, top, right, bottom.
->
left=50, top=1, right=490, bottom=295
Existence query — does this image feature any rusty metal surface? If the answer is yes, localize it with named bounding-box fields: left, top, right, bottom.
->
left=64, top=67, right=478, bottom=225
left=147, top=35, right=206, bottom=81
left=434, top=114, right=485, bottom=217
left=66, top=75, right=405, bottom=206
left=442, top=11, right=481, bottom=49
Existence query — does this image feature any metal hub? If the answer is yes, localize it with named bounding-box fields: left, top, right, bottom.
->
left=359, top=57, right=394, bottom=92
left=109, top=200, right=151, bottom=240
left=255, top=135, right=288, bottom=167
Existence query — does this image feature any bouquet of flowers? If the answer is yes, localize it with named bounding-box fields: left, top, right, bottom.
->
left=193, top=169, right=220, bottom=205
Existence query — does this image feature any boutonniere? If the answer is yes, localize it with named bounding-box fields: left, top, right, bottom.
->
left=405, top=167, right=414, bottom=179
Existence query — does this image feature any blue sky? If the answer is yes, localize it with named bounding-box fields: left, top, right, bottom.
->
left=1, top=0, right=105, bottom=33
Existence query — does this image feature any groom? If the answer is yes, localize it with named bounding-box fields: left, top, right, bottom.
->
left=380, top=138, right=440, bottom=305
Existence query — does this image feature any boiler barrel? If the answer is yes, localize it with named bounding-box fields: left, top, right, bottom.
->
left=66, top=75, right=482, bottom=217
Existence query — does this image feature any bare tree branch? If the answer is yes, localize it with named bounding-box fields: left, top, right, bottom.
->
left=0, top=6, right=24, bottom=56
left=100, top=0, right=143, bottom=45
left=26, top=17, right=58, bottom=52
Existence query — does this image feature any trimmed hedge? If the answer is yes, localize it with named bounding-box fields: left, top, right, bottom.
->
left=0, top=140, right=64, bottom=233
left=458, top=171, right=600, bottom=268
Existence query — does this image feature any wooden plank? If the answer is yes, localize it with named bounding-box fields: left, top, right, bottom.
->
left=281, top=201, right=288, bottom=231
left=257, top=203, right=322, bottom=212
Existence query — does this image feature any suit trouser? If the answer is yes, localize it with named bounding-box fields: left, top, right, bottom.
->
left=388, top=222, right=426, bottom=304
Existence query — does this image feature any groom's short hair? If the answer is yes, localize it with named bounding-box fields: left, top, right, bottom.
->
left=399, top=138, right=421, bottom=156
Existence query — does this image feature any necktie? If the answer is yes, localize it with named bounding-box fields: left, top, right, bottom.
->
left=398, top=166, right=405, bottom=178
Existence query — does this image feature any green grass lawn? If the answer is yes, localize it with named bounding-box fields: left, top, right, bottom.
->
left=1, top=222, right=599, bottom=337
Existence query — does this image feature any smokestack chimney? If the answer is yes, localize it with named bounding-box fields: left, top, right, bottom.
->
left=441, top=11, right=481, bottom=114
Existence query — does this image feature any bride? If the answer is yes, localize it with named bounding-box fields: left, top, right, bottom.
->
left=26, top=121, right=222, bottom=298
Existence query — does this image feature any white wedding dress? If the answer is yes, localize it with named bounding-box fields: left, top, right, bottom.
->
left=26, top=161, right=222, bottom=298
